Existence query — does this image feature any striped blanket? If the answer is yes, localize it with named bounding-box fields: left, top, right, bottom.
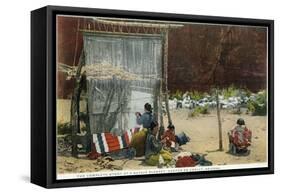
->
left=92, top=128, right=141, bottom=154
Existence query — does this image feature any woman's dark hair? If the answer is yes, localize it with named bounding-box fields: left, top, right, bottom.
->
left=144, top=103, right=152, bottom=113
left=150, top=120, right=159, bottom=131
left=237, top=118, right=245, bottom=125
left=167, top=123, right=175, bottom=130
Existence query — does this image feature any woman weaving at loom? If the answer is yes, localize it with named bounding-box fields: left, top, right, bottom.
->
left=135, top=103, right=154, bottom=129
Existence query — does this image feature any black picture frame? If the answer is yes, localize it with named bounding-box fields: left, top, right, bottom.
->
left=31, top=5, right=274, bottom=188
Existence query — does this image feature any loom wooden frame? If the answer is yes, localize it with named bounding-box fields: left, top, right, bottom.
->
left=31, top=5, right=274, bottom=188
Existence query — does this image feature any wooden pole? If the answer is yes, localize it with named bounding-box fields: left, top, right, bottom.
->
left=163, top=30, right=172, bottom=126
left=215, top=88, right=223, bottom=151
left=70, top=50, right=85, bottom=157
left=158, top=79, right=164, bottom=140
left=159, top=79, right=164, bottom=127
left=85, top=100, right=92, bottom=153
left=153, top=80, right=159, bottom=123
left=92, top=18, right=184, bottom=29
left=237, top=88, right=241, bottom=114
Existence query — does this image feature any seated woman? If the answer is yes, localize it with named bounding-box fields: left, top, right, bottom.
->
left=228, top=118, right=252, bottom=155
left=145, top=121, right=172, bottom=166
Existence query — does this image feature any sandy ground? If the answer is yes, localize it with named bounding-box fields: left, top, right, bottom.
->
left=57, top=109, right=267, bottom=174
left=168, top=109, right=267, bottom=165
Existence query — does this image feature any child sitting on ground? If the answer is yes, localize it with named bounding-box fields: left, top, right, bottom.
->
left=161, top=123, right=179, bottom=152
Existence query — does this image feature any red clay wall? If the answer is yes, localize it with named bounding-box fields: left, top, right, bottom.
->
left=57, top=16, right=267, bottom=98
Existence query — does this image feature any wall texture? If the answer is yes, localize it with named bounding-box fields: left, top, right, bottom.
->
left=57, top=16, right=267, bottom=98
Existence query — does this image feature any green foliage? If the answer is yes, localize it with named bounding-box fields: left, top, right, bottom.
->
left=190, top=105, right=210, bottom=117
left=221, top=85, right=252, bottom=99
left=169, top=90, right=183, bottom=100
left=242, top=88, right=252, bottom=97
left=222, top=85, right=238, bottom=99
left=199, top=105, right=210, bottom=114
left=57, top=122, right=72, bottom=135
left=247, top=90, right=267, bottom=116
left=189, top=90, right=205, bottom=101
left=190, top=110, right=199, bottom=117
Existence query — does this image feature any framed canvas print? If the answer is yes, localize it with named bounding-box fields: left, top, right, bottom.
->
left=31, top=5, right=274, bottom=188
